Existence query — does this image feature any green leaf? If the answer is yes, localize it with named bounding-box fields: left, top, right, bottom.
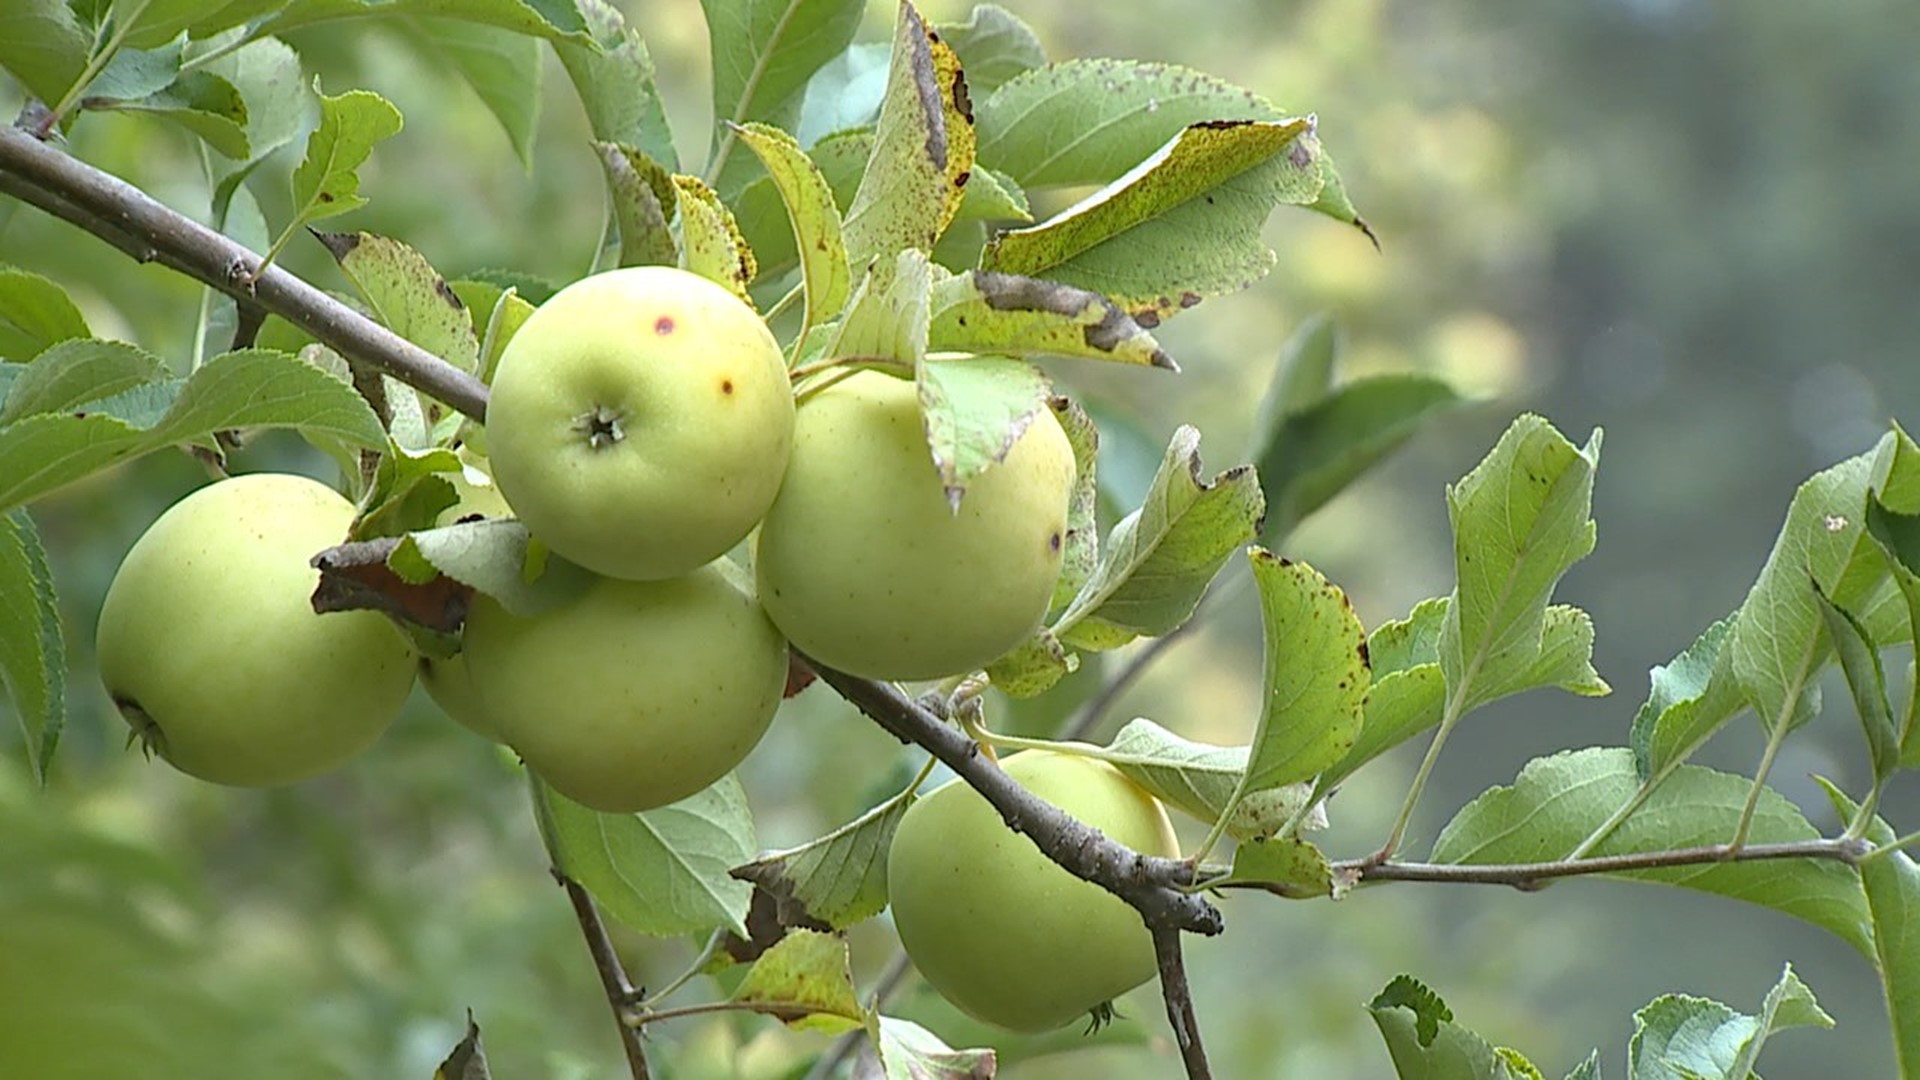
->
left=794, top=42, right=890, bottom=146
left=554, top=0, right=676, bottom=168
left=933, top=4, right=1044, bottom=95
left=1813, top=779, right=1920, bottom=1078
left=841, top=1, right=976, bottom=268
left=449, top=279, right=535, bottom=384
left=0, top=339, right=166, bottom=426
left=729, top=929, right=865, bottom=1033
left=733, top=121, right=851, bottom=333
left=1813, top=582, right=1900, bottom=780
left=432, top=1014, right=489, bottom=1080
left=729, top=775, right=917, bottom=929
left=391, top=519, right=593, bottom=616
left=408, top=16, right=541, bottom=167
left=871, top=1016, right=997, bottom=1080
left=114, top=0, right=232, bottom=48
left=1316, top=663, right=1445, bottom=798
left=198, top=0, right=591, bottom=43
left=976, top=59, right=1284, bottom=189
left=0, top=1, right=90, bottom=107
left=1239, top=551, right=1368, bottom=792
left=733, top=127, right=870, bottom=281
left=1216, top=836, right=1335, bottom=899
left=980, top=629, right=1074, bottom=698
left=0, top=509, right=63, bottom=783
left=354, top=443, right=463, bottom=539
left=1563, top=1051, right=1603, bottom=1080
left=1257, top=313, right=1339, bottom=421
left=950, top=164, right=1030, bottom=224
left=1053, top=425, right=1263, bottom=650
left=0, top=348, right=386, bottom=513
left=1629, top=618, right=1744, bottom=781
left=590, top=141, right=677, bottom=269
left=1048, top=395, right=1099, bottom=613
left=1440, top=415, right=1601, bottom=713
left=1368, top=976, right=1513, bottom=1080
left=673, top=174, right=758, bottom=304
left=927, top=271, right=1173, bottom=369
left=826, top=249, right=930, bottom=371
left=1626, top=966, right=1832, bottom=1080
left=979, top=117, right=1323, bottom=328
left=915, top=356, right=1051, bottom=509
left=202, top=36, right=316, bottom=220
left=85, top=71, right=252, bottom=158
left=1254, top=373, right=1464, bottom=545
left=1863, top=495, right=1920, bottom=765
left=532, top=773, right=755, bottom=938
left=1431, top=748, right=1874, bottom=955
left=0, top=267, right=91, bottom=362
left=84, top=40, right=183, bottom=102
left=701, top=0, right=864, bottom=190
left=284, top=85, right=404, bottom=238
left=1101, top=718, right=1317, bottom=841
left=316, top=232, right=479, bottom=378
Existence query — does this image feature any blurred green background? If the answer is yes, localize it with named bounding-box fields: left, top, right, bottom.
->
left=4, top=0, right=1919, bottom=1076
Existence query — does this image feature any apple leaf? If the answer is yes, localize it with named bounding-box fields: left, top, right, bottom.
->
left=1440, top=415, right=1602, bottom=714
left=981, top=628, right=1074, bottom=698
left=0, top=267, right=89, bottom=363
left=976, top=59, right=1284, bottom=189
left=1257, top=313, right=1339, bottom=420
left=729, top=929, right=865, bottom=1033
left=354, top=443, right=464, bottom=539
left=795, top=42, right=890, bottom=146
left=1815, top=779, right=1920, bottom=1076
left=286, top=85, right=403, bottom=231
left=700, top=0, right=864, bottom=192
left=0, top=1, right=89, bottom=108
left=449, top=279, right=536, bottom=385
left=532, top=773, right=756, bottom=939
left=1813, top=581, right=1901, bottom=780
left=1100, top=718, right=1319, bottom=841
left=1049, top=396, right=1100, bottom=613
left=1562, top=1052, right=1601, bottom=1080
left=842, top=1, right=976, bottom=268
left=933, top=4, right=1045, bottom=95
left=0, top=340, right=167, bottom=426
left=1626, top=965, right=1832, bottom=1080
left=390, top=519, right=593, bottom=617
left=0, top=509, right=63, bottom=784
left=1215, top=836, right=1336, bottom=899
left=84, top=71, right=253, bottom=158
left=1314, top=664, right=1445, bottom=800
left=432, top=1013, right=489, bottom=1080
left=1431, top=748, right=1874, bottom=955
left=951, top=165, right=1030, bottom=224
left=733, top=122, right=851, bottom=335
left=735, top=126, right=871, bottom=281
left=1863, top=497, right=1920, bottom=765
left=1368, top=975, right=1516, bottom=1080
left=730, top=774, right=918, bottom=929
left=981, top=117, right=1328, bottom=328
left=407, top=17, right=541, bottom=168
left=870, top=1016, right=997, bottom=1080
left=195, top=0, right=593, bottom=44
left=1629, top=617, right=1743, bottom=781
left=825, top=249, right=930, bottom=373
left=927, top=271, right=1172, bottom=369
left=595, top=141, right=678, bottom=269
left=316, top=232, right=480, bottom=377
left=673, top=174, right=758, bottom=306
left=915, top=356, right=1051, bottom=510
left=1052, top=425, right=1263, bottom=651
left=554, top=0, right=677, bottom=169
left=1234, top=551, right=1369, bottom=798
left=0, top=348, right=386, bottom=514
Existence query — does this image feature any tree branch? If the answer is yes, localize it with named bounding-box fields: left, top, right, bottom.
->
left=1152, top=925, right=1213, bottom=1080
left=804, top=655, right=1222, bottom=936
left=0, top=126, right=490, bottom=420
left=1311, top=837, right=1873, bottom=891
left=560, top=875, right=653, bottom=1080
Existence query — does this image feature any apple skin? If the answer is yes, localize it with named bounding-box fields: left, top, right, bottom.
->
left=95, top=473, right=416, bottom=786
left=417, top=458, right=514, bottom=742
left=484, top=266, right=794, bottom=581
left=754, top=371, right=1073, bottom=681
left=886, top=750, right=1180, bottom=1032
left=460, top=562, right=787, bottom=812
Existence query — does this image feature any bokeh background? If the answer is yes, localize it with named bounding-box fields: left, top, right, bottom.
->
left=4, top=0, right=1919, bottom=1076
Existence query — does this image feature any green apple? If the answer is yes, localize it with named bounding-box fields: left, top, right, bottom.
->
left=755, top=370, right=1073, bottom=681
left=485, top=266, right=794, bottom=581
left=418, top=457, right=515, bottom=742
left=887, top=750, right=1180, bottom=1032
left=461, top=562, right=787, bottom=812
left=96, top=473, right=416, bottom=786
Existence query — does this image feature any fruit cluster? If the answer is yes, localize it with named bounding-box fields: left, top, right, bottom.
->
left=96, top=265, right=1177, bottom=1031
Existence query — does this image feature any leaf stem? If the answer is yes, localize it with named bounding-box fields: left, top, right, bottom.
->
left=1375, top=681, right=1470, bottom=861
left=634, top=929, right=727, bottom=1010
left=1729, top=712, right=1792, bottom=852
left=629, top=997, right=849, bottom=1028
left=1860, top=830, right=1920, bottom=865
left=48, top=0, right=150, bottom=126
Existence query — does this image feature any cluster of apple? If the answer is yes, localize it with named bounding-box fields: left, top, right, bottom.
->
left=95, top=265, right=1180, bottom=1032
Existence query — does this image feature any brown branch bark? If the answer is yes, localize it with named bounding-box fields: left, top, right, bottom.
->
left=561, top=875, right=652, bottom=1080
left=1322, top=836, right=1872, bottom=891
left=0, top=126, right=490, bottom=420
left=1153, top=925, right=1212, bottom=1080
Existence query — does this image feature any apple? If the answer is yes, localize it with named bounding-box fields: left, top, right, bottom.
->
left=95, top=473, right=416, bottom=786
left=417, top=456, right=515, bottom=742
left=484, top=266, right=794, bottom=581
left=460, top=561, right=787, bottom=812
left=886, top=750, right=1180, bottom=1032
left=754, top=370, right=1074, bottom=681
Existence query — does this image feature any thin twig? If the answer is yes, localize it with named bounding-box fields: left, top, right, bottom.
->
left=1152, top=925, right=1212, bottom=1080
left=1310, top=837, right=1873, bottom=891
left=561, top=875, right=653, bottom=1080
left=0, top=126, right=491, bottom=420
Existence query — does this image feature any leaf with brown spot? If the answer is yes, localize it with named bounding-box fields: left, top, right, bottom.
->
left=311, top=536, right=472, bottom=633
left=317, top=231, right=481, bottom=377
left=1237, top=550, right=1369, bottom=794
left=595, top=141, right=678, bottom=268
left=732, top=122, right=852, bottom=335
left=927, top=270, right=1173, bottom=369
left=672, top=174, right=758, bottom=306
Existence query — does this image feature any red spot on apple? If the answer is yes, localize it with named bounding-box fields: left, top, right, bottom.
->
left=654, top=315, right=675, bottom=335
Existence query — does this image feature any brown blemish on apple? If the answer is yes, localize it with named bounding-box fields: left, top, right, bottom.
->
left=1049, top=530, right=1063, bottom=554
left=721, top=378, right=735, bottom=396
left=654, top=315, right=675, bottom=335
